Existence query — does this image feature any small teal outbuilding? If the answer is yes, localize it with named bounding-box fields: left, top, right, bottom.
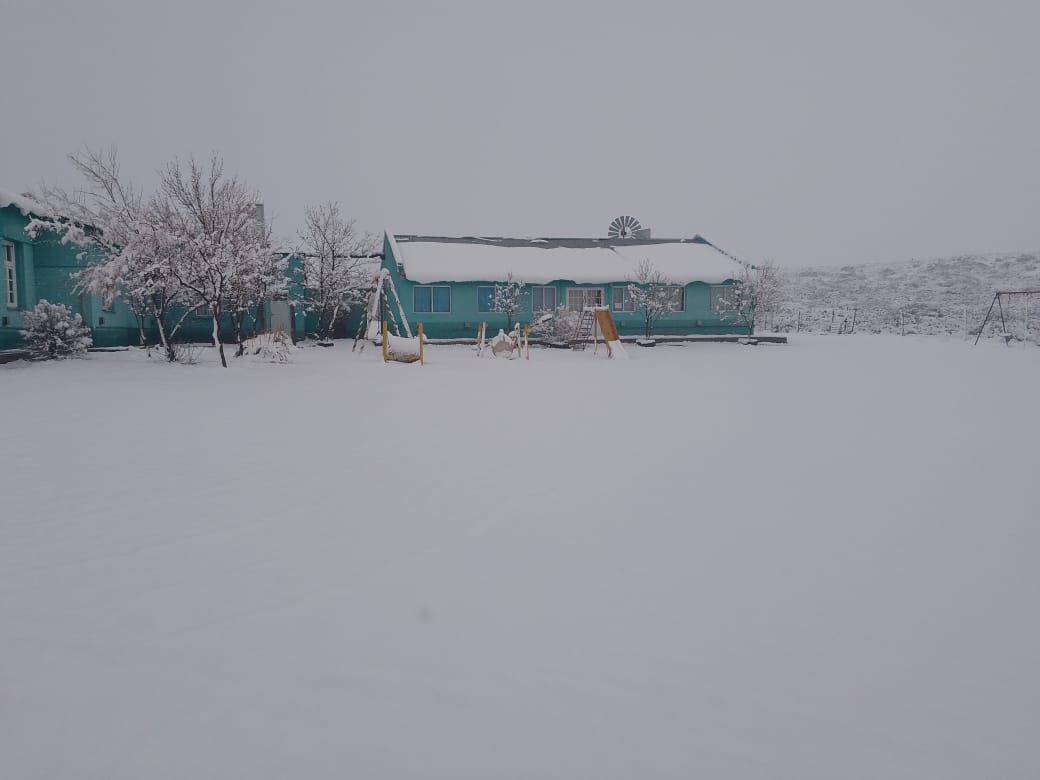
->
left=380, top=231, right=748, bottom=339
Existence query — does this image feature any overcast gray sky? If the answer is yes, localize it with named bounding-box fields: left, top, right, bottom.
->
left=4, top=0, right=1038, bottom=267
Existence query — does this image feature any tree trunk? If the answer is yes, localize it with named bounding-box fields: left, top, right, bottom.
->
left=136, top=314, right=147, bottom=347
left=153, top=304, right=175, bottom=362
left=232, top=311, right=245, bottom=357
left=212, top=309, right=227, bottom=368
left=327, top=304, right=340, bottom=341
left=253, top=301, right=265, bottom=336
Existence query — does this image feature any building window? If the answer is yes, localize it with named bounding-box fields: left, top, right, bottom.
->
left=194, top=303, right=212, bottom=318
left=612, top=286, right=635, bottom=312
left=414, top=285, right=451, bottom=313
left=532, top=286, right=556, bottom=312
left=710, top=285, right=739, bottom=314
left=3, top=242, right=16, bottom=308
left=566, top=288, right=603, bottom=312
left=661, top=285, right=685, bottom=312
left=477, top=286, right=494, bottom=313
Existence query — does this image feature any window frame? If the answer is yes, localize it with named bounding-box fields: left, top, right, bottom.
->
left=660, top=285, right=686, bottom=313
left=413, top=285, right=452, bottom=314
left=531, top=285, right=557, bottom=313
left=477, top=285, right=494, bottom=313
left=3, top=241, right=17, bottom=309
left=710, top=284, right=738, bottom=315
left=612, top=285, right=635, bottom=313
left=566, top=287, right=604, bottom=312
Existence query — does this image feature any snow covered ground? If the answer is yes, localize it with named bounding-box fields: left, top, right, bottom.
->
left=2, top=337, right=1038, bottom=779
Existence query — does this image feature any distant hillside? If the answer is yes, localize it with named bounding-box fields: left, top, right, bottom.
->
left=771, top=251, right=1040, bottom=339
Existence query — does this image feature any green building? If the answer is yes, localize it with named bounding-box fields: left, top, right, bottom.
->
left=1, top=190, right=141, bottom=352
left=381, top=231, right=748, bottom=339
left=2, top=192, right=312, bottom=353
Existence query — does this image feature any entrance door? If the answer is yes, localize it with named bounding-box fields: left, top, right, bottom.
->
left=270, top=299, right=292, bottom=334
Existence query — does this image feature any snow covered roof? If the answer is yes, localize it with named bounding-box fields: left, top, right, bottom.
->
left=0, top=188, right=47, bottom=218
left=388, top=233, right=745, bottom=285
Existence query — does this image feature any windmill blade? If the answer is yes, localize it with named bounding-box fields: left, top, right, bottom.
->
left=608, top=215, right=644, bottom=238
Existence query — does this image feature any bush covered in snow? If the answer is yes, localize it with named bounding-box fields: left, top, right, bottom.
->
left=528, top=304, right=580, bottom=345
left=20, top=300, right=93, bottom=360
left=239, top=330, right=294, bottom=363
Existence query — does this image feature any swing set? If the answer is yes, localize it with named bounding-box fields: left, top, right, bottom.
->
left=352, top=269, right=425, bottom=364
left=974, top=290, right=1040, bottom=345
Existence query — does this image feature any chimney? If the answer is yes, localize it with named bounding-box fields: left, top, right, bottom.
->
left=250, top=202, right=265, bottom=232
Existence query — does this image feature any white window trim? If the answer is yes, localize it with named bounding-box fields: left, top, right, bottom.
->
left=566, top=287, right=604, bottom=312
left=3, top=241, right=17, bottom=309
left=413, top=285, right=452, bottom=314
left=532, top=285, right=557, bottom=312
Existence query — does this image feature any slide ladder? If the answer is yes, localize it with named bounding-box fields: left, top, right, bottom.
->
left=571, top=310, right=596, bottom=350
left=570, top=308, right=628, bottom=359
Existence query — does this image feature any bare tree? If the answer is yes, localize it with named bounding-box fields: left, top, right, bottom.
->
left=155, top=156, right=270, bottom=368
left=223, top=211, right=291, bottom=354
left=718, top=260, right=785, bottom=334
left=298, top=201, right=376, bottom=342
left=28, top=148, right=192, bottom=360
left=626, top=259, right=682, bottom=338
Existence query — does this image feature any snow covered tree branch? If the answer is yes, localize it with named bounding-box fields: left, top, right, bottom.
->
left=626, top=259, right=682, bottom=338
left=717, top=260, right=785, bottom=334
left=154, top=156, right=271, bottom=367
left=28, top=147, right=191, bottom=358
left=491, top=272, right=526, bottom=331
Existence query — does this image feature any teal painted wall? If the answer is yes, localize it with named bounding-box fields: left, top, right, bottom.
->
left=381, top=235, right=749, bottom=339
left=1, top=206, right=37, bottom=350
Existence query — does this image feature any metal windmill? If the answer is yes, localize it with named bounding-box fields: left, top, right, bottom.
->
left=608, top=215, right=649, bottom=240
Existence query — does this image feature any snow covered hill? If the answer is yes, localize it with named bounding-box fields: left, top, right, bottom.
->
left=2, top=340, right=1039, bottom=779
left=774, top=251, right=1040, bottom=339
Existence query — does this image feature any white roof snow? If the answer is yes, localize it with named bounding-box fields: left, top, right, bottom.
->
left=389, top=233, right=744, bottom=286
left=0, top=188, right=47, bottom=218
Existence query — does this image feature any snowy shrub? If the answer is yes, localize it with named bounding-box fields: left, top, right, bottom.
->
left=171, top=342, right=202, bottom=365
left=240, top=329, right=293, bottom=363
left=529, top=304, right=580, bottom=345
left=20, top=300, right=93, bottom=360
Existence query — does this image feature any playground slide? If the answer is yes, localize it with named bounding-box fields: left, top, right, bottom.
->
left=594, top=309, right=629, bottom=360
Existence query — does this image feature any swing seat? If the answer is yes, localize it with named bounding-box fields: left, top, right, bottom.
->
left=492, top=340, right=517, bottom=357
left=387, top=351, right=422, bottom=363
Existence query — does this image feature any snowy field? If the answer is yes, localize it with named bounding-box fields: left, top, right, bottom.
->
left=2, top=336, right=1038, bottom=779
